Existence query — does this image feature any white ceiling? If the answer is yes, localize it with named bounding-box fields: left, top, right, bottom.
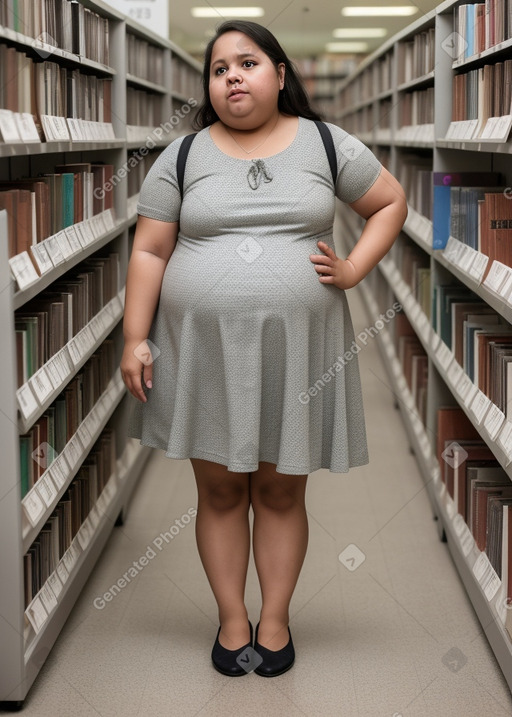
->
left=168, top=0, right=439, bottom=61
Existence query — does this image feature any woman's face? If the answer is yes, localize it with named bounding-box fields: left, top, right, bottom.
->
left=209, top=31, right=285, bottom=128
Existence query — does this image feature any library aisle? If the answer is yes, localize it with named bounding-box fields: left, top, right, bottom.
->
left=5, top=286, right=512, bottom=717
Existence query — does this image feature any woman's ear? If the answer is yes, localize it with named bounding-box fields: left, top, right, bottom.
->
left=278, top=62, right=285, bottom=90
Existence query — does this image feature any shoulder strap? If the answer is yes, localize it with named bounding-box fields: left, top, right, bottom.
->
left=314, top=120, right=337, bottom=187
left=177, top=132, right=197, bottom=199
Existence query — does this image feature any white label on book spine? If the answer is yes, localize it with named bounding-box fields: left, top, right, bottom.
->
left=62, top=547, right=76, bottom=574
left=15, top=112, right=40, bottom=141
left=49, top=455, right=68, bottom=489
left=77, top=518, right=92, bottom=550
left=444, top=236, right=459, bottom=262
left=457, top=373, right=474, bottom=401
left=64, top=226, right=81, bottom=254
left=436, top=342, right=454, bottom=371
left=484, top=261, right=509, bottom=293
left=470, top=390, right=491, bottom=424
left=89, top=505, right=100, bottom=529
left=497, top=420, right=512, bottom=459
left=56, top=560, right=69, bottom=585
left=447, top=361, right=463, bottom=388
left=0, top=109, right=21, bottom=141
left=480, top=117, right=498, bottom=139
left=49, top=115, right=71, bottom=141
left=498, top=268, right=512, bottom=299
left=9, top=252, right=39, bottom=290
left=36, top=473, right=57, bottom=508
left=43, top=234, right=65, bottom=266
left=473, top=552, right=501, bottom=601
left=54, top=231, right=74, bottom=260
left=23, top=490, right=46, bottom=527
left=483, top=404, right=506, bottom=440
left=29, top=366, right=53, bottom=403
left=77, top=421, right=92, bottom=447
left=67, top=336, right=83, bottom=367
left=460, top=524, right=475, bottom=557
left=17, top=384, right=39, bottom=421
left=25, top=596, right=48, bottom=634
left=47, top=570, right=63, bottom=599
left=29, top=243, right=53, bottom=275
left=39, top=582, right=58, bottom=614
left=469, top=252, right=489, bottom=282
left=431, top=332, right=441, bottom=352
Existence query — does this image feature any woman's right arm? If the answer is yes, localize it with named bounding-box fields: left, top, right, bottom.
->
left=121, top=215, right=179, bottom=402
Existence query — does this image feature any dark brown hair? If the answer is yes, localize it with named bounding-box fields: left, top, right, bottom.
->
left=193, top=20, right=322, bottom=129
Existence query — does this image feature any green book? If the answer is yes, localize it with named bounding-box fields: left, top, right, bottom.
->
left=61, top=173, right=75, bottom=228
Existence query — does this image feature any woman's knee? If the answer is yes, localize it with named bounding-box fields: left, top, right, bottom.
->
left=192, top=459, right=250, bottom=512
left=250, top=466, right=307, bottom=511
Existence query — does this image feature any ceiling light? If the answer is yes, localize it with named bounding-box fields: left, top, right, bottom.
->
left=342, top=6, right=418, bottom=16
left=333, top=28, right=387, bottom=38
left=191, top=7, right=264, bottom=18
left=326, top=41, right=369, bottom=52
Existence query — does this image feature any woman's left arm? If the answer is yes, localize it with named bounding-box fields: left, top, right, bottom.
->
left=310, top=166, right=408, bottom=289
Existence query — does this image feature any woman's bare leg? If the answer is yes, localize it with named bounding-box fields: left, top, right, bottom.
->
left=191, top=458, right=251, bottom=649
left=250, top=462, right=308, bottom=650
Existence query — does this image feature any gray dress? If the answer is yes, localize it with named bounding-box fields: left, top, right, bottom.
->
left=127, top=117, right=382, bottom=475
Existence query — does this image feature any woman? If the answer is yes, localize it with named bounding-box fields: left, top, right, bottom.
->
left=122, top=20, right=407, bottom=677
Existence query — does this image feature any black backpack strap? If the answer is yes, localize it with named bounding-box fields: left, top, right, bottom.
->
left=177, top=132, right=197, bottom=199
left=314, top=120, right=337, bottom=188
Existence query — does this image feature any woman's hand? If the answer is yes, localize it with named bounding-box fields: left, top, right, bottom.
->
left=120, top=339, right=154, bottom=403
left=309, top=241, right=358, bottom=290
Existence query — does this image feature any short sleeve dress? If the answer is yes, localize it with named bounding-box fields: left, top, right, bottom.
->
left=126, top=117, right=382, bottom=475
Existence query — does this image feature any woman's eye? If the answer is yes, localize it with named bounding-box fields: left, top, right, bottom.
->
left=243, top=61, right=255, bottom=68
left=214, top=67, right=226, bottom=75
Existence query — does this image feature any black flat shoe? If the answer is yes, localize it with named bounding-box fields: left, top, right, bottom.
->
left=211, top=621, right=254, bottom=676
left=253, top=622, right=295, bottom=677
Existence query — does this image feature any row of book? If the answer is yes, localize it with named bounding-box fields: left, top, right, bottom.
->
left=437, top=407, right=512, bottom=613
left=126, top=150, right=159, bottom=199
left=0, top=0, right=110, bottom=66
left=432, top=170, right=510, bottom=253
left=450, top=188, right=512, bottom=264
left=374, top=52, right=393, bottom=95
left=127, top=87, right=162, bottom=129
left=378, top=99, right=392, bottom=131
left=397, top=27, right=436, bottom=84
left=397, top=241, right=431, bottom=318
left=171, top=56, right=202, bottom=99
left=432, top=285, right=512, bottom=418
left=396, top=156, right=433, bottom=220
left=399, top=87, right=435, bottom=128
left=23, top=427, right=116, bottom=608
left=19, top=339, right=116, bottom=496
left=0, top=44, right=112, bottom=132
left=0, top=162, right=115, bottom=259
left=395, top=310, right=428, bottom=425
left=452, top=60, right=512, bottom=124
left=453, top=0, right=512, bottom=60
left=127, top=33, right=164, bottom=85
left=16, top=252, right=120, bottom=387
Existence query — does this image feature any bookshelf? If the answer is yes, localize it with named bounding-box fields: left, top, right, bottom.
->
left=0, top=0, right=201, bottom=709
left=335, top=0, right=512, bottom=692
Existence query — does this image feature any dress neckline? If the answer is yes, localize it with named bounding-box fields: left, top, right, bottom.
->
left=206, top=116, right=302, bottom=161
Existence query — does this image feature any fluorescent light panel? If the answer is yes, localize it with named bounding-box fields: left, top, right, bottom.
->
left=333, top=27, right=387, bottom=38
left=191, top=7, right=264, bottom=18
left=342, top=6, right=418, bottom=16
left=326, top=41, right=369, bottom=52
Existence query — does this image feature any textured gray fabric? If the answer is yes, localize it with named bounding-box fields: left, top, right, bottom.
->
left=127, top=117, right=382, bottom=474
